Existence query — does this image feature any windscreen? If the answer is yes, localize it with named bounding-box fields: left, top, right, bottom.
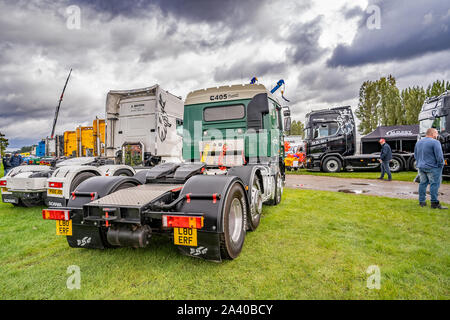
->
left=420, top=117, right=446, bottom=135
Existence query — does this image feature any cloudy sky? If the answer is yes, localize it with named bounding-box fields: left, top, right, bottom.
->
left=1, top=0, right=449, bottom=149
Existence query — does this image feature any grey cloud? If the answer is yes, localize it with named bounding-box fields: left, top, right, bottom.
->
left=286, top=16, right=326, bottom=65
left=213, top=61, right=286, bottom=83
left=328, top=0, right=450, bottom=67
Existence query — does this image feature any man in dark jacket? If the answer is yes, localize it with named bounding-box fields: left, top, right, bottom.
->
left=9, top=152, right=22, bottom=169
left=2, top=154, right=11, bottom=176
left=378, top=139, right=392, bottom=181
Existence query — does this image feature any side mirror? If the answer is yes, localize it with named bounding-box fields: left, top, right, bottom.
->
left=283, top=107, right=291, bottom=117
left=284, top=117, right=292, bottom=132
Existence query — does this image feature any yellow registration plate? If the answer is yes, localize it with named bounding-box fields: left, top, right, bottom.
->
left=56, top=220, right=72, bottom=236
left=48, top=189, right=63, bottom=195
left=1, top=187, right=8, bottom=193
left=174, top=228, right=197, bottom=246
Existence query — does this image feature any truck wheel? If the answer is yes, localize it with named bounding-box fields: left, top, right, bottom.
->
left=70, top=172, right=97, bottom=193
left=220, top=182, right=247, bottom=260
left=409, top=158, right=417, bottom=171
left=389, top=158, right=403, bottom=173
left=322, top=157, right=342, bottom=173
left=247, top=177, right=263, bottom=231
left=113, top=169, right=134, bottom=177
left=267, top=172, right=283, bottom=206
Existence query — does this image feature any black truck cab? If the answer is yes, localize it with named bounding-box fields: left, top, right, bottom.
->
left=418, top=91, right=450, bottom=177
left=305, top=106, right=414, bottom=173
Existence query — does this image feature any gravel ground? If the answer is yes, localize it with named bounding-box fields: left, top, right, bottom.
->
left=285, top=174, right=450, bottom=203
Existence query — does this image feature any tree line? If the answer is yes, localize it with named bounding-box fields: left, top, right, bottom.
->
left=0, top=132, right=8, bottom=156
left=356, top=77, right=450, bottom=134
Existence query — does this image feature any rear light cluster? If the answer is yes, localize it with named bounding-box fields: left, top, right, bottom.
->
left=42, top=209, right=70, bottom=221
left=162, top=215, right=204, bottom=229
left=48, top=182, right=63, bottom=188
left=0, top=180, right=7, bottom=186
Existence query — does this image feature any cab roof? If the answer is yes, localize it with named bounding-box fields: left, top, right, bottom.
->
left=185, top=83, right=280, bottom=105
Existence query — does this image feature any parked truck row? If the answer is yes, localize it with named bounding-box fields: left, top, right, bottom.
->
left=36, top=81, right=291, bottom=262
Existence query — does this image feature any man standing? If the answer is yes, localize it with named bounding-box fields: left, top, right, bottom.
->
left=2, top=154, right=11, bottom=176
left=9, top=152, right=22, bottom=169
left=414, top=128, right=447, bottom=209
left=378, top=139, right=392, bottom=181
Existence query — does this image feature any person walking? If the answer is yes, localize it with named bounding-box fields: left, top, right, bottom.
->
left=414, top=128, right=447, bottom=209
left=377, top=139, right=392, bottom=181
left=2, top=154, right=11, bottom=176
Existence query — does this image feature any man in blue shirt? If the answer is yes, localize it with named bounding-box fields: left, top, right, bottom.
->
left=414, top=128, right=447, bottom=209
left=377, top=139, right=392, bottom=181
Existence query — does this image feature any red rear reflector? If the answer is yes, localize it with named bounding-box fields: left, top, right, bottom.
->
left=162, top=215, right=204, bottom=229
left=42, top=209, right=70, bottom=221
left=0, top=181, right=6, bottom=186
left=49, top=182, right=63, bottom=188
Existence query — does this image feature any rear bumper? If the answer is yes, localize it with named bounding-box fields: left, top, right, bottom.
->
left=2, top=191, right=45, bottom=203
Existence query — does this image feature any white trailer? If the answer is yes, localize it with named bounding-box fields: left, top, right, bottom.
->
left=0, top=157, right=135, bottom=207
left=105, top=85, right=184, bottom=167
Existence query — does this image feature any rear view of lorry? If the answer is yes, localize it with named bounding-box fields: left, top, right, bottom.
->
left=1, top=166, right=52, bottom=207
left=105, top=85, right=184, bottom=167
left=42, top=82, right=290, bottom=262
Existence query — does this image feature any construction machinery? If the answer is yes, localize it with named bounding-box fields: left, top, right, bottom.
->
left=42, top=81, right=291, bottom=261
left=64, top=131, right=77, bottom=157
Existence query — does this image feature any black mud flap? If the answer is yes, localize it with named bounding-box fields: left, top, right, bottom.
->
left=66, top=224, right=107, bottom=249
left=177, top=231, right=222, bottom=262
left=2, top=194, right=19, bottom=204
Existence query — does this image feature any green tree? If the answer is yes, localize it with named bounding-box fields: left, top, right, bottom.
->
left=19, top=146, right=33, bottom=153
left=377, top=75, right=403, bottom=126
left=401, top=86, right=426, bottom=125
left=355, top=80, right=379, bottom=134
left=286, top=120, right=305, bottom=137
left=426, top=80, right=450, bottom=97
left=0, top=132, right=9, bottom=156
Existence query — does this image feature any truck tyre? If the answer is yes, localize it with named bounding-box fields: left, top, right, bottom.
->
left=247, top=177, right=263, bottom=231
left=70, top=172, right=97, bottom=193
left=322, top=157, right=342, bottom=173
left=220, top=182, right=247, bottom=260
left=267, top=172, right=283, bottom=206
left=113, top=169, right=134, bottom=177
left=389, top=157, right=403, bottom=173
left=409, top=158, right=417, bottom=171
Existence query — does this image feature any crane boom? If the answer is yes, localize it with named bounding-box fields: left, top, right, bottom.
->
left=51, top=68, right=72, bottom=138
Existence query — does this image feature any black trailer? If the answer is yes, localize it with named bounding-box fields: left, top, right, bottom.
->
left=305, top=107, right=417, bottom=173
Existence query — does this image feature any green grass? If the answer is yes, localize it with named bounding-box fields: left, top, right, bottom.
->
left=287, top=168, right=450, bottom=184
left=0, top=188, right=448, bottom=300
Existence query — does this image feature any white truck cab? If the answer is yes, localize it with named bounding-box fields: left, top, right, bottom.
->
left=105, top=85, right=184, bottom=167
